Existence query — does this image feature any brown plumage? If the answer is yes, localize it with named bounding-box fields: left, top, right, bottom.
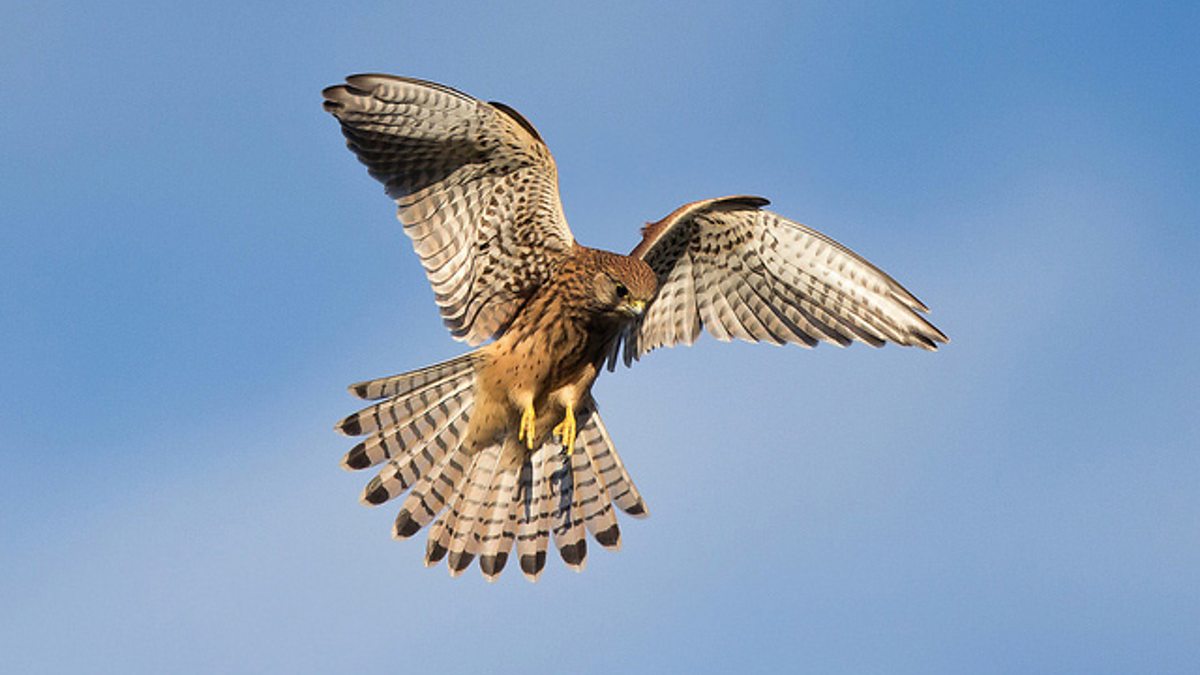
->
left=323, top=74, right=947, bottom=581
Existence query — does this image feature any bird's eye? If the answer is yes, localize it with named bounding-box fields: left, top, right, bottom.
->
left=615, top=283, right=629, bottom=298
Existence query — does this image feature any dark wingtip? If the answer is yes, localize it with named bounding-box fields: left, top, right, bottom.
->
left=488, top=100, right=544, bottom=143
left=361, top=479, right=390, bottom=506
left=480, top=552, right=509, bottom=581
left=594, top=524, right=621, bottom=549
left=341, top=443, right=372, bottom=471
left=623, top=501, right=648, bottom=518
left=559, top=540, right=587, bottom=568
left=721, top=195, right=770, bottom=209
left=447, top=551, right=475, bottom=575
left=320, top=85, right=348, bottom=113
left=425, top=540, right=448, bottom=565
left=519, top=551, right=547, bottom=579
left=336, top=414, right=363, bottom=437
left=393, top=510, right=422, bottom=539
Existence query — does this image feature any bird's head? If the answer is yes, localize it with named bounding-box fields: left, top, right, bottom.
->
left=592, top=253, right=658, bottom=321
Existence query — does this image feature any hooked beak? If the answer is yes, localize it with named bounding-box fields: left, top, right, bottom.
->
left=627, top=299, right=646, bottom=317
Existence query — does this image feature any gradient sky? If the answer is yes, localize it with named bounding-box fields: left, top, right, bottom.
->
left=2, top=2, right=1197, bottom=673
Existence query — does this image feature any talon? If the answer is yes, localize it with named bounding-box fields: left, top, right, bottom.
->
left=518, top=402, right=537, bottom=450
left=553, top=402, right=577, bottom=456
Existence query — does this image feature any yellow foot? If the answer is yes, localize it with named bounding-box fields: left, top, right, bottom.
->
left=553, top=403, right=577, bottom=455
left=518, top=402, right=537, bottom=450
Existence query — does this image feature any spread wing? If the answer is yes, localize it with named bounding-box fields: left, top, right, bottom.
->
left=323, top=74, right=575, bottom=345
left=618, top=195, right=947, bottom=365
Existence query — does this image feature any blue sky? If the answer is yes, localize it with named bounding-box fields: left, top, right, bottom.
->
left=2, top=2, right=1197, bottom=673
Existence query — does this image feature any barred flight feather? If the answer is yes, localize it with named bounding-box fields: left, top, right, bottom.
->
left=444, top=446, right=502, bottom=577
left=323, top=74, right=576, bottom=345
left=478, top=466, right=519, bottom=581
left=346, top=352, right=476, bottom=401
left=626, top=196, right=948, bottom=363
left=515, top=446, right=552, bottom=581
left=551, top=450, right=588, bottom=570
left=336, top=375, right=473, bottom=439
left=576, top=409, right=648, bottom=518
left=394, top=445, right=470, bottom=539
left=343, top=390, right=472, bottom=481
left=572, top=444, right=622, bottom=550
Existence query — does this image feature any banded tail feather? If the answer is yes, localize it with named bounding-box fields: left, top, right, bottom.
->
left=338, top=354, right=647, bottom=581
left=444, top=445, right=503, bottom=577
left=516, top=444, right=555, bottom=580
left=576, top=408, right=649, bottom=518
left=477, top=463, right=520, bottom=580
left=346, top=352, right=479, bottom=401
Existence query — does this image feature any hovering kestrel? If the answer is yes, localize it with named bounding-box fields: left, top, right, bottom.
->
left=323, top=74, right=947, bottom=581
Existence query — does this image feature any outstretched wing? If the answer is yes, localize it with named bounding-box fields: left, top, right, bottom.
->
left=323, top=74, right=575, bottom=345
left=620, top=195, right=947, bottom=364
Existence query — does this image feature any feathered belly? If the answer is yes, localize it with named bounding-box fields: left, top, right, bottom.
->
left=466, top=324, right=602, bottom=456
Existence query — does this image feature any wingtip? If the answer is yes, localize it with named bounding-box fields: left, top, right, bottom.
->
left=338, top=73, right=397, bottom=95
left=558, top=540, right=588, bottom=569
left=447, top=550, right=475, bottom=577
left=724, top=194, right=771, bottom=209
left=426, top=539, right=448, bottom=566
left=479, top=552, right=509, bottom=581
left=359, top=478, right=389, bottom=506
left=519, top=551, right=547, bottom=582
left=392, top=511, right=422, bottom=539
left=320, top=84, right=349, bottom=109
left=624, top=500, right=650, bottom=519
left=340, top=443, right=372, bottom=471
left=327, top=73, right=477, bottom=105
left=912, top=324, right=949, bottom=350
left=594, top=524, right=622, bottom=550
left=334, top=414, right=362, bottom=437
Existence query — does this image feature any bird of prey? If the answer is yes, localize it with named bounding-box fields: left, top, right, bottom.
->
left=322, top=74, right=947, bottom=582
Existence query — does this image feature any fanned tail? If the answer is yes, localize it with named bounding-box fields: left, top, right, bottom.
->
left=507, top=403, right=647, bottom=581
left=338, top=359, right=647, bottom=580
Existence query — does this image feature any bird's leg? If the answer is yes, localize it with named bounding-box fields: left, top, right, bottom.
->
left=518, top=401, right=537, bottom=450
left=553, top=402, right=577, bottom=456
